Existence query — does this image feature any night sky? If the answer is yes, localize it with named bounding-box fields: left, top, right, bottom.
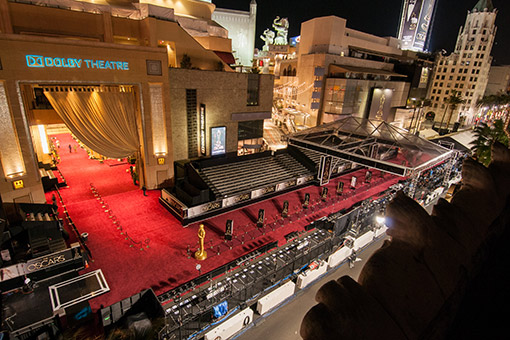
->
left=213, top=0, right=510, bottom=65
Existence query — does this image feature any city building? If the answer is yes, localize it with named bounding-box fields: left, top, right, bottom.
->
left=0, top=0, right=272, bottom=203
left=398, top=0, right=438, bottom=52
left=427, top=0, right=497, bottom=128
left=275, top=15, right=433, bottom=128
left=212, top=0, right=257, bottom=68
left=485, top=65, right=510, bottom=95
left=169, top=68, right=273, bottom=162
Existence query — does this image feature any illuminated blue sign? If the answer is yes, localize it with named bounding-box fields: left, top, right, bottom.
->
left=26, top=55, right=129, bottom=70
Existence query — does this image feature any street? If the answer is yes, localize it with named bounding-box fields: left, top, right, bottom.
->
left=234, top=236, right=388, bottom=340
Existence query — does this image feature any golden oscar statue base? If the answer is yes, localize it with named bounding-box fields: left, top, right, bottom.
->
left=195, top=249, right=207, bottom=261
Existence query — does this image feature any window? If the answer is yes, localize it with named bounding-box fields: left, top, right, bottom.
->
left=445, top=90, right=450, bottom=95
left=447, top=83, right=451, bottom=88
left=435, top=75, right=440, bottom=80
left=434, top=82, right=438, bottom=86
left=460, top=84, right=464, bottom=89
left=454, top=84, right=459, bottom=88
left=438, top=89, right=442, bottom=94
left=457, top=76, right=461, bottom=81
left=238, top=120, right=264, bottom=140
left=432, top=89, right=437, bottom=94
left=247, top=74, right=259, bottom=106
left=462, top=76, right=466, bottom=81
left=441, top=75, right=445, bottom=80
left=476, top=53, right=480, bottom=58
left=449, top=76, right=453, bottom=80
left=464, top=68, right=468, bottom=73
left=474, top=77, right=478, bottom=82
left=434, top=103, right=438, bottom=108
left=480, top=54, right=485, bottom=59
left=439, top=82, right=444, bottom=87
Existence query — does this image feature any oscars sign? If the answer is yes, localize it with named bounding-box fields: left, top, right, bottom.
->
left=318, top=156, right=332, bottom=186
left=337, top=181, right=344, bottom=195
left=282, top=200, right=289, bottom=218
left=303, top=193, right=310, bottom=209
left=257, top=209, right=265, bottom=228
left=225, top=220, right=233, bottom=240
left=321, top=187, right=328, bottom=201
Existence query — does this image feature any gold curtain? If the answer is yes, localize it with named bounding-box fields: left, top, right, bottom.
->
left=44, top=87, right=140, bottom=159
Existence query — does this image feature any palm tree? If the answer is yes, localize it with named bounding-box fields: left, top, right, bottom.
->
left=408, top=98, right=431, bottom=133
left=470, top=119, right=509, bottom=167
left=476, top=92, right=510, bottom=129
left=444, top=90, right=466, bottom=131
left=437, top=90, right=464, bottom=133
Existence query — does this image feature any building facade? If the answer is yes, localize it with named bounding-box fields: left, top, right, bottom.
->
left=212, top=0, right=257, bottom=68
left=275, top=16, right=422, bottom=127
left=485, top=65, right=510, bottom=95
left=427, top=0, right=497, bottom=127
left=0, top=0, right=271, bottom=203
left=169, top=68, right=273, bottom=161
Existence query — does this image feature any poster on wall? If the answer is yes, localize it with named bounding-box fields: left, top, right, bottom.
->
left=318, top=155, right=332, bottom=186
left=211, top=126, right=226, bottom=156
left=368, top=88, right=393, bottom=121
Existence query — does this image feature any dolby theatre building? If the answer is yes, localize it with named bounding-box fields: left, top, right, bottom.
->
left=0, top=0, right=237, bottom=203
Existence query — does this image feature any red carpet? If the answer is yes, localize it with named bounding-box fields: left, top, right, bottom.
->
left=46, top=133, right=400, bottom=310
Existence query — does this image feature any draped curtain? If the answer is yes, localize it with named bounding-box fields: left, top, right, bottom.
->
left=44, top=87, right=140, bottom=159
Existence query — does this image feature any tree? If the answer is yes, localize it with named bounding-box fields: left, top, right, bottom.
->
left=180, top=54, right=192, bottom=69
left=408, top=98, right=431, bottom=133
left=443, top=90, right=466, bottom=131
left=476, top=92, right=510, bottom=129
left=470, top=119, right=509, bottom=167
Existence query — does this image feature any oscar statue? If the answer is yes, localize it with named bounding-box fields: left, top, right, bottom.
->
left=195, top=224, right=207, bottom=261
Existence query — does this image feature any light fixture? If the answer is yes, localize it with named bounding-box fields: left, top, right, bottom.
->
left=38, top=125, right=50, bottom=154
left=375, top=215, right=386, bottom=225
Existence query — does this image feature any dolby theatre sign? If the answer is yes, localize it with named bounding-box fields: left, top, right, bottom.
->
left=26, top=55, right=129, bottom=70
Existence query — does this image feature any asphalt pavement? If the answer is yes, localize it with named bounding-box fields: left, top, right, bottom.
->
left=234, top=236, right=388, bottom=340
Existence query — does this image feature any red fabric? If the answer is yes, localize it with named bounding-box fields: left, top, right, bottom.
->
left=46, top=133, right=400, bottom=310
left=214, top=51, right=236, bottom=64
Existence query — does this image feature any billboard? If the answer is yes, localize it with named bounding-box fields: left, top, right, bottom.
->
left=211, top=126, right=226, bottom=156
left=368, top=88, right=393, bottom=121
left=398, top=0, right=436, bottom=52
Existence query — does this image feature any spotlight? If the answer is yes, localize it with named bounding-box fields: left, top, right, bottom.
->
left=375, top=215, right=386, bottom=225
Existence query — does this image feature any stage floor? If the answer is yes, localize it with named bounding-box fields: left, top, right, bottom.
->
left=47, top=133, right=401, bottom=310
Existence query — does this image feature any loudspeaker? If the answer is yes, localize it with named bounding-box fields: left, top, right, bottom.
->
left=321, top=187, right=328, bottom=201
left=303, top=193, right=310, bottom=209
left=257, top=209, right=265, bottom=228
left=225, top=220, right=233, bottom=240
left=337, top=181, right=344, bottom=195
left=282, top=201, right=289, bottom=218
